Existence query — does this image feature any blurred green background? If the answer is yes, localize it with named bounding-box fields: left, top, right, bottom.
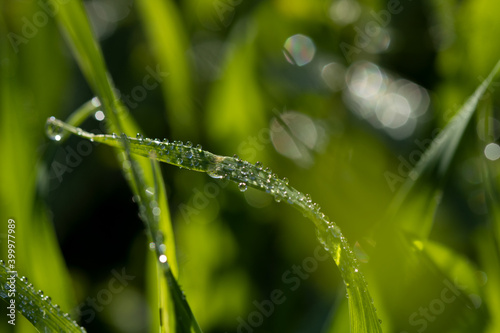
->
left=1, top=0, right=500, bottom=332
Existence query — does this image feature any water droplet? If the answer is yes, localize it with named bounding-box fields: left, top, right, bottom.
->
left=159, top=254, right=168, bottom=263
left=238, top=182, right=248, bottom=192
left=136, top=133, right=143, bottom=141
left=156, top=231, right=164, bottom=245
left=91, top=96, right=101, bottom=107
left=152, top=207, right=161, bottom=216
left=185, top=141, right=193, bottom=148
left=45, top=117, right=64, bottom=141
left=328, top=225, right=341, bottom=238
left=196, top=144, right=202, bottom=151
left=112, top=133, right=117, bottom=139
left=186, top=151, right=193, bottom=159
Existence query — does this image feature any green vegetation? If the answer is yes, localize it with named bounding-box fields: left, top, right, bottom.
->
left=1, top=0, right=500, bottom=332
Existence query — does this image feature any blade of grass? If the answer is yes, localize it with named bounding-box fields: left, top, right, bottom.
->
left=118, top=135, right=202, bottom=333
left=136, top=0, right=197, bottom=139
left=386, top=60, right=500, bottom=240
left=476, top=92, right=500, bottom=332
left=50, top=1, right=200, bottom=331
left=47, top=118, right=383, bottom=333
left=0, top=8, right=77, bottom=331
left=50, top=0, right=179, bottom=276
left=0, top=262, right=86, bottom=332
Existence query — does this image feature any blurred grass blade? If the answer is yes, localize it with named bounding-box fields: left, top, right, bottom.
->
left=47, top=119, right=383, bottom=332
left=477, top=230, right=500, bottom=332
left=136, top=0, right=197, bottom=139
left=476, top=94, right=500, bottom=332
left=205, top=23, right=267, bottom=157
left=387, top=60, right=500, bottom=239
left=0, top=262, right=85, bottom=332
left=423, top=241, right=488, bottom=314
left=0, top=8, right=77, bottom=332
left=477, top=97, right=500, bottom=244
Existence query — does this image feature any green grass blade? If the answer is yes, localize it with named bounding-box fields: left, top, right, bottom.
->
left=49, top=0, right=119, bottom=124
left=136, top=0, right=197, bottom=139
left=51, top=0, right=179, bottom=275
left=0, top=8, right=77, bottom=332
left=0, top=262, right=85, bottom=332
left=51, top=1, right=199, bottom=330
left=476, top=92, right=500, bottom=332
left=477, top=230, right=500, bottom=332
left=118, top=136, right=202, bottom=333
left=47, top=118, right=383, bottom=332
left=387, top=60, right=500, bottom=239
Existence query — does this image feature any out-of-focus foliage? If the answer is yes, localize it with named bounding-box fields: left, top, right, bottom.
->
left=1, top=0, right=500, bottom=332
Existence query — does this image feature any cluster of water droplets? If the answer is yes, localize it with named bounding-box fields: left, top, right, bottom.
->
left=45, top=117, right=362, bottom=281
left=45, top=117, right=381, bottom=327
left=125, top=135, right=212, bottom=173
left=0, top=260, right=86, bottom=332
left=205, top=155, right=364, bottom=284
left=130, top=181, right=171, bottom=267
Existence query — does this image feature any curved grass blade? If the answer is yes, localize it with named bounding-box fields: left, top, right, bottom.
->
left=0, top=261, right=86, bottom=332
left=46, top=117, right=383, bottom=333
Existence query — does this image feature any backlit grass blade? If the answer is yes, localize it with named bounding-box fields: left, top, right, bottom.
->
left=0, top=262, right=86, bottom=332
left=136, top=0, right=197, bottom=139
left=476, top=94, right=500, bottom=332
left=118, top=136, right=202, bottom=333
left=51, top=0, right=179, bottom=275
left=46, top=117, right=383, bottom=333
left=0, top=8, right=77, bottom=332
left=51, top=1, right=198, bottom=331
left=387, top=60, right=500, bottom=240
left=49, top=0, right=119, bottom=124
